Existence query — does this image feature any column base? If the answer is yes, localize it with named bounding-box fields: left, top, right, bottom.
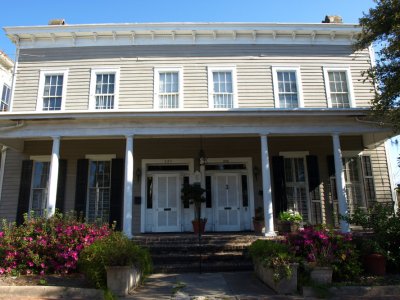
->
left=264, top=231, right=277, bottom=237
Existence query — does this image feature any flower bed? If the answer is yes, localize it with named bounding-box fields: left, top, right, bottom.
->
left=0, top=212, right=112, bottom=276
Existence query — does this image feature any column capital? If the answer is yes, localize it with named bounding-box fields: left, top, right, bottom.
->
left=124, top=134, right=135, bottom=139
left=51, top=136, right=61, bottom=140
left=259, top=132, right=270, bottom=137
left=331, top=132, right=341, bottom=137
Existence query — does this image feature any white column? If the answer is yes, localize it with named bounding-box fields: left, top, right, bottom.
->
left=260, top=134, right=276, bottom=236
left=332, top=134, right=350, bottom=233
left=47, top=137, right=60, bottom=217
left=123, top=135, right=134, bottom=238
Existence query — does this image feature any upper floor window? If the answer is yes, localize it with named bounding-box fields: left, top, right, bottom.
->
left=208, top=67, right=237, bottom=109
left=323, top=67, right=355, bottom=108
left=154, top=68, right=183, bottom=109
left=89, top=68, right=120, bottom=110
left=272, top=67, right=303, bottom=108
left=37, top=70, right=68, bottom=111
left=1, top=84, right=11, bottom=112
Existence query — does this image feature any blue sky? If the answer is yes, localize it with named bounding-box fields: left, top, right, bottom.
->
left=1, top=0, right=375, bottom=59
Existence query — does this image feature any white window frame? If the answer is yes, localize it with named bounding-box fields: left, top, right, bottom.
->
left=207, top=66, right=238, bottom=109
left=323, top=66, right=356, bottom=108
left=153, top=67, right=183, bottom=110
left=272, top=66, right=304, bottom=108
left=1, top=83, right=11, bottom=112
left=29, top=156, right=51, bottom=217
left=36, top=69, right=68, bottom=112
left=89, top=67, right=120, bottom=111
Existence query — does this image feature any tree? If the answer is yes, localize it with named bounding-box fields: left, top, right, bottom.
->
left=354, top=0, right=400, bottom=131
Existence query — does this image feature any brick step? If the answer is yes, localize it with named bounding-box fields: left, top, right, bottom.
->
left=151, top=251, right=250, bottom=264
left=142, top=244, right=251, bottom=254
left=133, top=239, right=259, bottom=247
left=153, top=261, right=254, bottom=273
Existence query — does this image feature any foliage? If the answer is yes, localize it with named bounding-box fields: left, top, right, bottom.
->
left=181, top=183, right=206, bottom=221
left=249, top=239, right=297, bottom=283
left=354, top=0, right=400, bottom=132
left=0, top=212, right=111, bottom=276
left=279, top=210, right=303, bottom=224
left=286, top=226, right=361, bottom=281
left=342, top=203, right=400, bottom=271
left=253, top=207, right=264, bottom=222
left=78, top=231, right=152, bottom=289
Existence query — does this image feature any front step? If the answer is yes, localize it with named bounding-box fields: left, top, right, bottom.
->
left=133, top=233, right=262, bottom=273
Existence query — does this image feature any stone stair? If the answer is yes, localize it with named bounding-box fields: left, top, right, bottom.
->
left=132, top=233, right=262, bottom=273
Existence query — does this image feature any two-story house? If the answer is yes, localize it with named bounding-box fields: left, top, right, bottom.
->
left=0, top=18, right=395, bottom=237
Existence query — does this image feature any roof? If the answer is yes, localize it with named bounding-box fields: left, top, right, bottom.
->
left=0, top=50, right=13, bottom=70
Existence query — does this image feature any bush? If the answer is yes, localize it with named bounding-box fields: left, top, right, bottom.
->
left=342, top=203, right=400, bottom=271
left=78, top=231, right=152, bottom=289
left=286, top=226, right=361, bottom=281
left=249, top=239, right=296, bottom=282
left=0, top=212, right=112, bottom=276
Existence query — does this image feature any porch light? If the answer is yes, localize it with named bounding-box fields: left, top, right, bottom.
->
left=198, top=137, right=207, bottom=166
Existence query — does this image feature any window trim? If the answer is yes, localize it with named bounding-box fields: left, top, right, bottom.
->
left=207, top=66, right=238, bottom=109
left=323, top=66, right=356, bottom=108
left=89, top=67, right=120, bottom=111
left=272, top=66, right=304, bottom=108
left=153, top=67, right=183, bottom=110
left=36, top=69, right=68, bottom=112
left=29, top=157, right=51, bottom=216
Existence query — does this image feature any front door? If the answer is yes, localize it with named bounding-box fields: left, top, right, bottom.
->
left=214, top=174, right=240, bottom=231
left=153, top=174, right=180, bottom=232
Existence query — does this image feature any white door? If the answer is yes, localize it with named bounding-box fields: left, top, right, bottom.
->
left=153, top=174, right=180, bottom=232
left=214, top=174, right=240, bottom=231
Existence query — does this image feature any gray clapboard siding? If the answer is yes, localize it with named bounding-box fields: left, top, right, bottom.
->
left=12, top=44, right=374, bottom=112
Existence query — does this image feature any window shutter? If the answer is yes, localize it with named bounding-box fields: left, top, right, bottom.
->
left=307, top=155, right=322, bottom=224
left=56, top=159, right=67, bottom=213
left=16, top=160, right=33, bottom=225
left=272, top=156, right=287, bottom=216
left=327, top=155, right=335, bottom=177
left=74, top=159, right=89, bottom=218
left=360, top=155, right=376, bottom=205
left=110, top=158, right=124, bottom=230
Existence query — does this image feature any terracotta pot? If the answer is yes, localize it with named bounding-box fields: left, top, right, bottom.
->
left=192, top=219, right=207, bottom=234
left=278, top=221, right=299, bottom=234
left=253, top=220, right=264, bottom=234
left=364, top=253, right=386, bottom=276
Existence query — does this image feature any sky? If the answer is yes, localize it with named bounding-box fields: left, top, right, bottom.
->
left=0, top=0, right=376, bottom=60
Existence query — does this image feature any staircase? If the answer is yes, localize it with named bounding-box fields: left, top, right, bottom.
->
left=132, top=233, right=261, bottom=273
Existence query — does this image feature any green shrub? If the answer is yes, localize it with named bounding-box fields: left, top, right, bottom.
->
left=78, top=231, right=152, bottom=289
left=249, top=239, right=296, bottom=282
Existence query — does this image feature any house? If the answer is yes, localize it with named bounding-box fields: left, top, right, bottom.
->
left=0, top=51, right=13, bottom=112
left=0, top=18, right=396, bottom=237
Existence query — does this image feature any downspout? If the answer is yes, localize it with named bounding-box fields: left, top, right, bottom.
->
left=0, top=146, right=8, bottom=204
left=9, top=37, right=20, bottom=112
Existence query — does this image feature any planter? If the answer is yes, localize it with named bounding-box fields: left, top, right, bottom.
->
left=253, top=220, right=264, bottom=234
left=278, top=221, right=300, bottom=234
left=106, top=266, right=142, bottom=296
left=310, top=266, right=333, bottom=285
left=364, top=253, right=386, bottom=276
left=254, top=262, right=298, bottom=294
left=192, top=219, right=207, bottom=234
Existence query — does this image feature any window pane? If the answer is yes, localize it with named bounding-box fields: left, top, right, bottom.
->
left=328, top=71, right=350, bottom=108
left=277, top=71, right=298, bottom=108
left=212, top=71, right=233, bottom=108
left=1, top=84, right=11, bottom=111
left=158, top=71, right=179, bottom=108
left=43, top=75, right=63, bottom=111
left=95, top=73, right=115, bottom=109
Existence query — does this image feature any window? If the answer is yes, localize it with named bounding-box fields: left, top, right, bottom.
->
left=90, top=68, right=119, bottom=110
left=37, top=70, right=68, bottom=111
left=208, top=67, right=237, bottom=109
left=154, top=68, right=183, bottom=109
left=87, top=160, right=112, bottom=223
left=1, top=84, right=11, bottom=111
left=272, top=67, right=303, bottom=108
left=323, top=67, right=355, bottom=108
left=30, top=159, right=50, bottom=217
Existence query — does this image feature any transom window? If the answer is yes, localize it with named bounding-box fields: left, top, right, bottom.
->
left=323, top=67, right=355, bottom=108
left=208, top=67, right=237, bottom=109
left=95, top=74, right=115, bottom=109
left=43, top=75, right=63, bottom=110
left=1, top=84, right=11, bottom=112
left=87, top=160, right=111, bottom=223
left=30, top=161, right=50, bottom=217
left=37, top=70, right=68, bottom=111
left=272, top=67, right=303, bottom=108
left=154, top=68, right=182, bottom=109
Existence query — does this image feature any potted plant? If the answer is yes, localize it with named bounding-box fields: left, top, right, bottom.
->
left=278, top=210, right=303, bottom=234
left=360, top=238, right=386, bottom=276
left=249, top=239, right=298, bottom=294
left=181, top=182, right=207, bottom=234
left=253, top=206, right=264, bottom=234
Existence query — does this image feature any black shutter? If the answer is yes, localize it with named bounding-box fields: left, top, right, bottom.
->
left=327, top=155, right=335, bottom=177
left=306, top=155, right=321, bottom=201
left=110, top=158, right=124, bottom=230
left=74, top=159, right=89, bottom=218
left=16, top=160, right=33, bottom=225
left=272, top=156, right=287, bottom=216
left=56, top=159, right=67, bottom=213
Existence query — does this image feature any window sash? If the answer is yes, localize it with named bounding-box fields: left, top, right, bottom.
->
left=30, top=161, right=50, bottom=217
left=158, top=72, right=179, bottom=109
left=212, top=71, right=233, bottom=108
left=1, top=84, right=11, bottom=111
left=328, top=71, right=350, bottom=108
left=277, top=71, right=299, bottom=108
left=43, top=75, right=64, bottom=111
left=95, top=74, right=115, bottom=109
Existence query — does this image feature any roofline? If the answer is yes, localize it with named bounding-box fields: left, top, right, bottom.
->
left=0, top=50, right=13, bottom=69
